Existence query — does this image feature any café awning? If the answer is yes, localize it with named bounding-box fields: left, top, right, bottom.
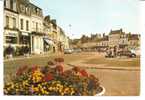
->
left=21, top=32, right=29, bottom=36
left=5, top=33, right=17, bottom=37
left=44, top=38, right=54, bottom=45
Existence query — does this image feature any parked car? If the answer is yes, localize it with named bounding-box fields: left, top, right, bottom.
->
left=73, top=49, right=82, bottom=53
left=117, top=50, right=136, bottom=58
left=105, top=49, right=115, bottom=58
left=64, top=49, right=73, bottom=54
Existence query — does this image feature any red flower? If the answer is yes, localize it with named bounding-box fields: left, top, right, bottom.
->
left=31, top=65, right=38, bottom=73
left=79, top=69, right=88, bottom=77
left=16, top=65, right=28, bottom=76
left=43, top=73, right=54, bottom=81
left=56, top=65, right=64, bottom=74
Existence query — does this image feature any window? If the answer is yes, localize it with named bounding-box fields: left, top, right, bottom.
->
left=13, top=18, right=16, bottom=28
left=20, top=4, right=25, bottom=13
left=39, top=23, right=41, bottom=31
left=20, top=19, right=23, bottom=30
left=6, top=16, right=9, bottom=27
left=4, top=0, right=6, bottom=7
left=32, top=21, right=35, bottom=30
left=122, top=40, right=124, bottom=44
left=10, top=0, right=13, bottom=10
left=25, top=7, right=30, bottom=15
left=26, top=20, right=29, bottom=31
left=36, top=22, right=38, bottom=31
left=26, top=7, right=28, bottom=12
left=20, top=36, right=30, bottom=45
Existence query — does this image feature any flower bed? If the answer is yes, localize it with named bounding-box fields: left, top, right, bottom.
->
left=4, top=58, right=104, bottom=96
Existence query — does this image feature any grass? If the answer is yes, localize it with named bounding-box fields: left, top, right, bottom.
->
left=84, top=56, right=140, bottom=67
left=4, top=52, right=91, bottom=82
left=4, top=52, right=140, bottom=82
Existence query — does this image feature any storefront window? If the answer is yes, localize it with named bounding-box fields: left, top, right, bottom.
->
left=6, top=36, right=17, bottom=44
left=20, top=36, right=30, bottom=45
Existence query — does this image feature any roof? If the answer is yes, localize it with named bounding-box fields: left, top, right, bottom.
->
left=128, top=34, right=139, bottom=40
left=98, top=36, right=108, bottom=42
left=29, top=3, right=42, bottom=10
left=109, top=29, right=123, bottom=35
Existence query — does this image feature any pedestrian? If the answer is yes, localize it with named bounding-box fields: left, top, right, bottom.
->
left=24, top=46, right=30, bottom=57
left=114, top=46, right=117, bottom=57
left=53, top=47, right=55, bottom=53
left=6, top=45, right=14, bottom=59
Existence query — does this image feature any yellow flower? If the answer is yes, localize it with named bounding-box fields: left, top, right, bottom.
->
left=9, top=83, right=14, bottom=88
left=48, top=87, right=53, bottom=91
left=16, top=89, right=19, bottom=92
left=33, top=87, right=39, bottom=92
left=61, top=92, right=64, bottom=96
left=41, top=89, right=45, bottom=94
left=4, top=89, right=8, bottom=94
left=70, top=90, right=75, bottom=95
left=45, top=91, right=49, bottom=95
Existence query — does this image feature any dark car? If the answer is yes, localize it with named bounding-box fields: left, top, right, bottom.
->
left=105, top=50, right=115, bottom=58
left=73, top=49, right=81, bottom=53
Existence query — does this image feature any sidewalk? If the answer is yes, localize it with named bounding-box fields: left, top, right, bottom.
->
left=4, top=52, right=57, bottom=62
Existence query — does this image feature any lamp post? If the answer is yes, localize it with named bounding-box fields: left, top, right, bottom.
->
left=69, top=24, right=74, bottom=39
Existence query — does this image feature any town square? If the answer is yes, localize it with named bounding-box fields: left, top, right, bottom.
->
left=3, top=0, right=140, bottom=96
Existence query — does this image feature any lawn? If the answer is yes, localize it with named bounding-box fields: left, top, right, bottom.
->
left=84, top=56, right=140, bottom=67
left=4, top=52, right=93, bottom=82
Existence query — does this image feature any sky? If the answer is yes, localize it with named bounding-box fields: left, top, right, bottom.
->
left=31, top=0, right=139, bottom=39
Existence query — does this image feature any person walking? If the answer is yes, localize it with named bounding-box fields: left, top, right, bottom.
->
left=6, top=45, right=14, bottom=59
left=24, top=46, right=30, bottom=57
left=114, top=46, right=117, bottom=57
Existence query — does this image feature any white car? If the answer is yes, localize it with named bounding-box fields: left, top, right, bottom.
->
left=64, top=49, right=73, bottom=54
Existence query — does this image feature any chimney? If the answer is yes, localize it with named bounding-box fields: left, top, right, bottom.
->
left=51, top=19, right=57, bottom=25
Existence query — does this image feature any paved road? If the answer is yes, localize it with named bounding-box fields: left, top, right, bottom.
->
left=4, top=52, right=140, bottom=96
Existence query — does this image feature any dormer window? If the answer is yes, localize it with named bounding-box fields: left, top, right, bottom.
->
left=10, top=0, right=13, bottom=10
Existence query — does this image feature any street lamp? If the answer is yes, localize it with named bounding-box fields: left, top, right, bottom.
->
left=69, top=24, right=74, bottom=38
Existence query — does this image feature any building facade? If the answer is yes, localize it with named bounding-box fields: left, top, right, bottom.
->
left=17, top=0, right=31, bottom=50
left=3, top=0, right=69, bottom=56
left=30, top=3, right=44, bottom=54
left=108, top=29, right=123, bottom=47
left=128, top=34, right=140, bottom=49
left=43, top=15, right=55, bottom=53
left=4, top=0, right=19, bottom=56
left=64, top=36, right=70, bottom=49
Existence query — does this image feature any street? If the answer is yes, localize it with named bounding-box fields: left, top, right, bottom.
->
left=4, top=52, right=140, bottom=96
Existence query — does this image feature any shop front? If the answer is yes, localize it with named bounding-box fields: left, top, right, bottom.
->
left=43, top=37, right=54, bottom=53
left=18, top=32, right=31, bottom=55
left=31, top=32, right=44, bottom=54
left=19, top=32, right=30, bottom=46
left=4, top=31, right=19, bottom=57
